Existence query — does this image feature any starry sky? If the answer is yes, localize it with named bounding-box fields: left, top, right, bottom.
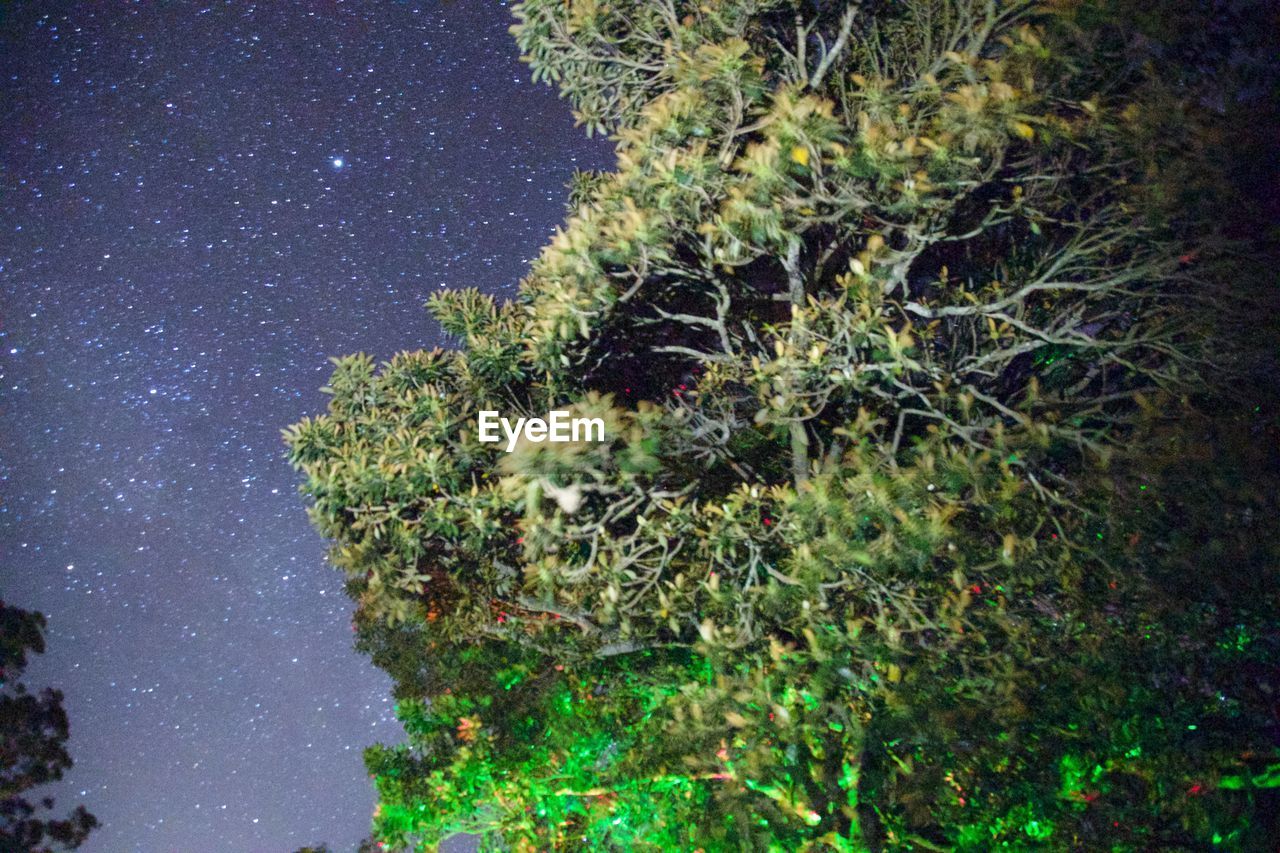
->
left=0, top=2, right=609, bottom=850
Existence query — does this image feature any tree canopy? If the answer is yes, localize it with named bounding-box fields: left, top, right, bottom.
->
left=0, top=601, right=98, bottom=852
left=286, top=0, right=1278, bottom=849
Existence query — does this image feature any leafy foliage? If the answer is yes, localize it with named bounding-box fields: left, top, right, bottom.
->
left=0, top=602, right=98, bottom=852
left=286, top=0, right=1278, bottom=849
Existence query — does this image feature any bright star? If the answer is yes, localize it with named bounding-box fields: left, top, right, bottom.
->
left=332, top=157, right=344, bottom=169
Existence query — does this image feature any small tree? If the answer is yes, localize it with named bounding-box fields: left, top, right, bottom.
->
left=287, top=0, right=1276, bottom=848
left=0, top=602, right=98, bottom=852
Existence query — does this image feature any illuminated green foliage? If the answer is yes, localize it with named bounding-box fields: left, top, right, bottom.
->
left=285, top=0, right=1278, bottom=849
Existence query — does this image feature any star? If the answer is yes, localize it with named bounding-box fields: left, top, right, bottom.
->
left=0, top=2, right=610, bottom=850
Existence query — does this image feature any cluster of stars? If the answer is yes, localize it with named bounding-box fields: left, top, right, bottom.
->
left=1, top=1, right=609, bottom=850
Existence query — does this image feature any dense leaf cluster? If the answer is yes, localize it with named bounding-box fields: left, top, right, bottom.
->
left=0, top=602, right=98, bottom=852
left=286, top=0, right=1278, bottom=849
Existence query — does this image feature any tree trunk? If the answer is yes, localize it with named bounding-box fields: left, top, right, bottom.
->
left=784, top=238, right=810, bottom=485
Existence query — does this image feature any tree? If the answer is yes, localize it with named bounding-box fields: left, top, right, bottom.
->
left=0, top=602, right=98, bottom=852
left=286, top=0, right=1277, bottom=849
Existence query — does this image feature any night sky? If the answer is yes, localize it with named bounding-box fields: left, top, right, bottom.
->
left=0, top=2, right=609, bottom=849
